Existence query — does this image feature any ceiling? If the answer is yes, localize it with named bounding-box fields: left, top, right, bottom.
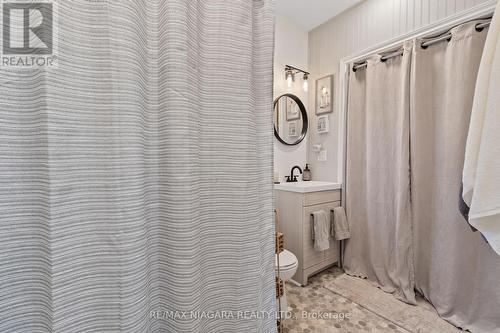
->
left=276, top=0, right=363, bottom=31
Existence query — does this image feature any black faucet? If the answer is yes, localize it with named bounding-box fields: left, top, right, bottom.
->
left=286, top=166, right=303, bottom=183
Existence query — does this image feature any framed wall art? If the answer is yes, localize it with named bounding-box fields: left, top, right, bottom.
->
left=317, top=115, right=330, bottom=134
left=315, top=74, right=333, bottom=115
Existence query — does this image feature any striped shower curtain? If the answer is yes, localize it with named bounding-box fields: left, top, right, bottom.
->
left=0, top=1, right=276, bottom=332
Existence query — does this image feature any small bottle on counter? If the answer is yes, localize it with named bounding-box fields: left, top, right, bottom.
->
left=302, top=164, right=311, bottom=181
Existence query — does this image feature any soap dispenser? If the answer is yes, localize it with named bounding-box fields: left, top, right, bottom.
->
left=303, top=164, right=311, bottom=181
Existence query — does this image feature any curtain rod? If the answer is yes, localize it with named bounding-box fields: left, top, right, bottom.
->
left=422, top=20, right=490, bottom=48
left=353, top=49, right=404, bottom=72
left=352, top=19, right=491, bottom=73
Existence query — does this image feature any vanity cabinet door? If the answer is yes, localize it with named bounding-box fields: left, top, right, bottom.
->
left=303, top=202, right=335, bottom=268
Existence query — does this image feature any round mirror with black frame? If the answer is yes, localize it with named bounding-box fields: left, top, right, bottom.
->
left=273, top=94, right=308, bottom=146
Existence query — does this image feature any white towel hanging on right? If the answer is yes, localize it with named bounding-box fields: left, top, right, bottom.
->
left=462, top=1, right=500, bottom=256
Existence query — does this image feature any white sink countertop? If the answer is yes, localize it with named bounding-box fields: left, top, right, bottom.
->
left=274, top=181, right=342, bottom=193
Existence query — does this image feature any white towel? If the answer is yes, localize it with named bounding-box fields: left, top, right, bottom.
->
left=332, top=207, right=350, bottom=241
left=312, top=210, right=330, bottom=251
left=462, top=3, right=500, bottom=256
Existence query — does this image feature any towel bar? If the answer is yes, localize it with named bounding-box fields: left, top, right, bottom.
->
left=311, top=211, right=336, bottom=240
left=310, top=214, right=315, bottom=240
left=330, top=210, right=335, bottom=236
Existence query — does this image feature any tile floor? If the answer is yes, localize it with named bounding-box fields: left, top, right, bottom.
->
left=282, top=267, right=462, bottom=333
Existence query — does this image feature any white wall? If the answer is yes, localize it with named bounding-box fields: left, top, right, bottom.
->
left=307, top=0, right=494, bottom=182
left=274, top=15, right=309, bottom=182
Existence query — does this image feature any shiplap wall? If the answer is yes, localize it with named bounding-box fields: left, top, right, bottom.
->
left=307, top=0, right=496, bottom=182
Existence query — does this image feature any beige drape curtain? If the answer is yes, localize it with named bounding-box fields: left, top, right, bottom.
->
left=344, top=42, right=416, bottom=304
left=346, top=21, right=500, bottom=332
left=411, top=22, right=500, bottom=333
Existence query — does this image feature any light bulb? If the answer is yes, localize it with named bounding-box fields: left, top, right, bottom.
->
left=303, top=74, right=309, bottom=92
left=286, top=70, right=294, bottom=88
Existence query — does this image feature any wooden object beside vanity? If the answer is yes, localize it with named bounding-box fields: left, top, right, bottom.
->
left=275, top=186, right=341, bottom=286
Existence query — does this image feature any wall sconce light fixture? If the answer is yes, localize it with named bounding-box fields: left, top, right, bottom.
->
left=285, top=65, right=310, bottom=92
